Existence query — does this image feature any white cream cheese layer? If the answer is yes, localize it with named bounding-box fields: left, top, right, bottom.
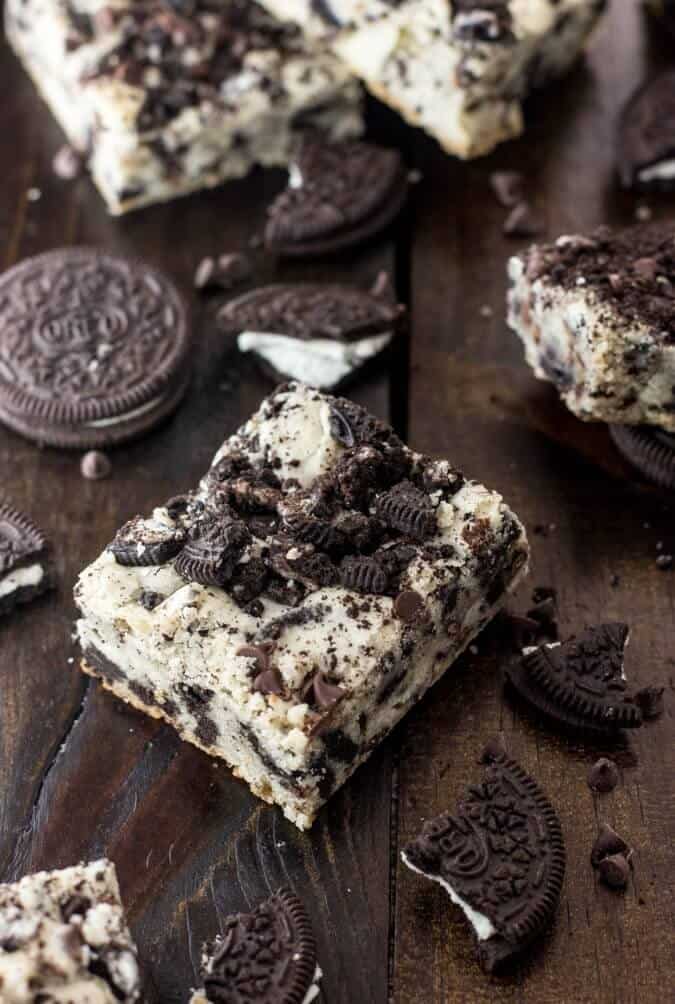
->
left=237, top=329, right=393, bottom=388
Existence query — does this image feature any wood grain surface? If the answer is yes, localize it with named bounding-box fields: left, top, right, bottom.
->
left=1, top=3, right=673, bottom=1003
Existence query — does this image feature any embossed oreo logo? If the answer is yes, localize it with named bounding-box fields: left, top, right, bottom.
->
left=32, top=306, right=129, bottom=355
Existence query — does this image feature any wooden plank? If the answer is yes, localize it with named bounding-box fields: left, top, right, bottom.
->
left=0, top=38, right=401, bottom=1003
left=396, top=5, right=675, bottom=1003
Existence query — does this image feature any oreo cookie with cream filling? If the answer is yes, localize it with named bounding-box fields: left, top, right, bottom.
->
left=402, top=747, right=565, bottom=972
left=0, top=498, right=53, bottom=616
left=192, top=888, right=322, bottom=1004
left=0, top=248, right=191, bottom=448
left=223, top=279, right=405, bottom=390
left=610, top=425, right=675, bottom=489
left=264, top=137, right=409, bottom=257
left=505, top=623, right=643, bottom=734
left=618, top=70, right=675, bottom=191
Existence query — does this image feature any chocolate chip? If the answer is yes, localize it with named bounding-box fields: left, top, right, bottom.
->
left=309, top=672, right=345, bottom=708
left=591, top=823, right=630, bottom=867
left=80, top=450, right=111, bottom=480
left=634, top=684, right=665, bottom=719
left=598, top=853, right=631, bottom=890
left=587, top=757, right=620, bottom=793
left=504, top=201, right=544, bottom=238
left=479, top=734, right=507, bottom=763
left=253, top=667, right=285, bottom=696
left=655, top=554, right=673, bottom=570
left=53, top=144, right=84, bottom=180
left=490, top=170, right=524, bottom=207
left=236, top=644, right=272, bottom=672
left=394, top=589, right=425, bottom=623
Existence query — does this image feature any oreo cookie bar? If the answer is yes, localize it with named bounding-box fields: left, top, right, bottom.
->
left=0, top=500, right=53, bottom=617
left=508, top=223, right=675, bottom=431
left=256, top=0, right=605, bottom=159
left=0, top=859, right=142, bottom=1002
left=189, top=889, right=322, bottom=1004
left=5, top=0, right=362, bottom=215
left=75, top=383, right=528, bottom=829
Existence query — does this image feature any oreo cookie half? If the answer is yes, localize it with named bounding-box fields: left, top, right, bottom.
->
left=264, top=138, right=409, bottom=257
left=0, top=248, right=191, bottom=448
left=610, top=425, right=675, bottom=489
left=618, top=70, right=675, bottom=191
left=0, top=498, right=53, bottom=616
left=402, top=748, right=565, bottom=972
left=505, top=623, right=643, bottom=734
left=223, top=280, right=405, bottom=390
left=198, top=888, right=321, bottom=1004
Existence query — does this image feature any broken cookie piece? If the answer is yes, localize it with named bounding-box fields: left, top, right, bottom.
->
left=505, top=623, right=643, bottom=734
left=0, top=859, right=142, bottom=1002
left=189, top=888, right=321, bottom=1004
left=0, top=498, right=53, bottom=617
left=75, top=382, right=528, bottom=830
left=402, top=747, right=565, bottom=972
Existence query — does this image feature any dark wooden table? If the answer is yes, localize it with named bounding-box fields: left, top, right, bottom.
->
left=1, top=3, right=674, bottom=1002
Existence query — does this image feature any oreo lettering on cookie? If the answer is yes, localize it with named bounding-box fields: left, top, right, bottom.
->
left=264, top=138, right=409, bottom=257
left=0, top=248, right=191, bottom=448
left=402, top=747, right=565, bottom=972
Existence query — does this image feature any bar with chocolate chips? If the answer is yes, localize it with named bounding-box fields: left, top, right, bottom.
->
left=5, top=0, right=362, bottom=214
left=254, top=0, right=606, bottom=159
left=75, top=383, right=528, bottom=829
left=0, top=860, right=142, bottom=1002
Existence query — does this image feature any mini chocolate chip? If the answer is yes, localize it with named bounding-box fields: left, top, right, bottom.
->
left=311, top=672, right=345, bottom=708
left=634, top=685, right=664, bottom=719
left=479, top=735, right=507, bottom=763
left=80, top=450, right=111, bottom=480
left=394, top=589, right=425, bottom=623
left=253, top=667, right=285, bottom=695
left=655, top=554, right=673, bottom=570
left=490, top=170, right=524, bottom=207
left=598, top=853, right=630, bottom=890
left=587, top=757, right=620, bottom=793
left=591, top=823, right=630, bottom=867
left=236, top=644, right=271, bottom=672
left=504, top=201, right=544, bottom=238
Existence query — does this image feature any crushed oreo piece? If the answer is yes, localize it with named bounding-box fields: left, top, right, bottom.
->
left=339, top=555, right=388, bottom=595
left=505, top=623, right=643, bottom=734
left=591, top=822, right=630, bottom=868
left=375, top=481, right=437, bottom=540
left=587, top=757, right=620, bottom=793
left=138, top=590, right=163, bottom=611
left=109, top=516, right=185, bottom=567
left=269, top=538, right=337, bottom=589
left=403, top=749, right=565, bottom=972
left=174, top=515, right=250, bottom=586
left=634, top=684, right=665, bottom=719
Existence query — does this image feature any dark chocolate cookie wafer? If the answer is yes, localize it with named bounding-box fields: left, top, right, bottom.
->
left=0, top=498, right=53, bottom=616
left=402, top=746, right=565, bottom=972
left=610, top=425, right=675, bottom=489
left=199, top=888, right=320, bottom=1004
left=618, top=70, right=675, bottom=191
left=0, top=248, right=191, bottom=448
left=264, top=138, right=409, bottom=257
left=505, top=623, right=643, bottom=734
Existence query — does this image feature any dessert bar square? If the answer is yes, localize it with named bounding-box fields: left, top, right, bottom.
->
left=6, top=0, right=363, bottom=214
left=507, top=223, right=675, bottom=431
left=255, top=0, right=605, bottom=158
left=75, top=383, right=528, bottom=829
left=0, top=859, right=142, bottom=1002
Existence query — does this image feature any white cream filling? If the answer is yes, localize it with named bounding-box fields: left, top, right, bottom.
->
left=237, top=329, right=393, bottom=388
left=86, top=394, right=167, bottom=429
left=0, top=563, right=44, bottom=599
left=638, top=159, right=675, bottom=183
left=402, top=852, right=496, bottom=941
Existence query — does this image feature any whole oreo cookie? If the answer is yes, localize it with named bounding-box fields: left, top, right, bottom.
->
left=200, top=888, right=320, bottom=1004
left=618, top=70, right=675, bottom=191
left=0, top=248, right=191, bottom=448
left=402, top=747, right=565, bottom=972
left=264, top=138, right=409, bottom=257
left=0, top=498, right=53, bottom=616
left=505, top=623, right=643, bottom=734
left=610, top=425, right=675, bottom=489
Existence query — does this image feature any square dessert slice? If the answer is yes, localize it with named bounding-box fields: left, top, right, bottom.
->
left=0, top=859, right=142, bottom=1002
left=5, top=0, right=362, bottom=214
left=255, top=0, right=605, bottom=158
left=508, top=222, right=675, bottom=431
left=75, top=383, right=529, bottom=830
left=0, top=499, right=53, bottom=617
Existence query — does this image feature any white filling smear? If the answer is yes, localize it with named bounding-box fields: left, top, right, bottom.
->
left=0, top=563, right=44, bottom=599
left=402, top=852, right=496, bottom=941
left=639, top=159, right=675, bottom=183
left=237, top=329, right=393, bottom=388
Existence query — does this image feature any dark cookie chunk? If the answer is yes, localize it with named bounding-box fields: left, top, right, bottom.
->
left=264, top=138, right=409, bottom=257
left=339, top=555, right=389, bottom=595
left=201, top=888, right=318, bottom=1004
left=138, top=589, right=164, bottom=611
left=194, top=252, right=252, bottom=291
left=587, top=757, right=620, bottom=794
left=618, top=70, right=675, bottom=191
left=223, top=472, right=281, bottom=513
left=228, top=555, right=268, bottom=606
left=452, top=0, right=513, bottom=41
left=219, top=281, right=404, bottom=344
left=334, top=445, right=402, bottom=509
left=420, top=458, right=465, bottom=498
left=332, top=511, right=385, bottom=553
left=277, top=493, right=346, bottom=556
left=269, top=538, right=337, bottom=589
left=505, top=624, right=643, bottom=734
left=403, top=748, right=565, bottom=972
left=0, top=499, right=52, bottom=615
left=634, top=684, right=665, bottom=719
left=0, top=248, right=191, bottom=448
left=375, top=481, right=437, bottom=540
left=328, top=397, right=409, bottom=467
left=264, top=574, right=307, bottom=608
left=610, top=425, right=675, bottom=489
left=109, top=516, right=185, bottom=567
left=174, top=515, right=250, bottom=587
